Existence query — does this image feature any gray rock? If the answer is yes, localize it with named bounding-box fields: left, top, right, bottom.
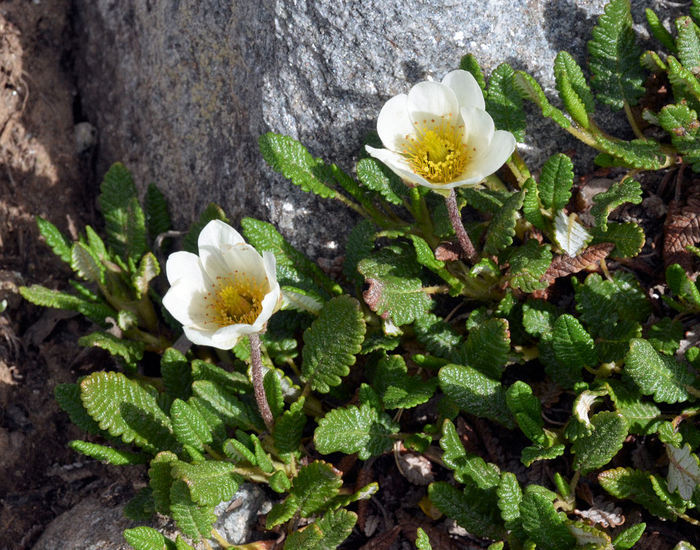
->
left=72, top=0, right=685, bottom=256
left=211, top=483, right=272, bottom=547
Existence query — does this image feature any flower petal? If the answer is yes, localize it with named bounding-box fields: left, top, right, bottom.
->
left=365, top=145, right=431, bottom=187
left=165, top=251, right=206, bottom=286
left=211, top=323, right=259, bottom=349
left=183, top=325, right=219, bottom=347
left=198, top=220, right=246, bottom=278
left=442, top=70, right=485, bottom=110
left=467, top=130, right=516, bottom=179
left=407, top=81, right=459, bottom=120
left=376, top=93, right=416, bottom=151
left=162, top=279, right=210, bottom=327
left=461, top=106, right=495, bottom=148
left=220, top=243, right=268, bottom=287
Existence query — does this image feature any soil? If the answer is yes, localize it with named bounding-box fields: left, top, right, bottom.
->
left=0, top=2, right=126, bottom=548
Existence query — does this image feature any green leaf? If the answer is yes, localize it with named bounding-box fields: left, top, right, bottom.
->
left=358, top=244, right=432, bottom=326
left=415, top=528, right=433, bottom=550
left=590, top=178, right=642, bottom=232
left=506, top=240, right=552, bottom=293
left=259, top=133, right=336, bottom=198
left=314, top=403, right=398, bottom=460
left=486, top=63, right=526, bottom=142
left=464, top=318, right=511, bottom=379
left=522, top=299, right=560, bottom=339
left=625, top=339, right=693, bottom=404
left=567, top=522, right=614, bottom=548
left=284, top=509, right=356, bottom=550
left=182, top=203, right=228, bottom=254
left=554, top=51, right=595, bottom=128
left=483, top=190, right=525, bottom=255
left=593, top=134, right=667, bottom=170
left=69, top=242, right=105, bottom=284
left=645, top=9, right=676, bottom=53
left=133, top=252, right=160, bottom=298
left=78, top=332, right=144, bottom=371
left=170, top=399, right=212, bottom=451
left=667, top=55, right=700, bottom=110
left=161, top=348, right=192, bottom=401
left=37, top=216, right=72, bottom=264
left=506, top=381, right=545, bottom=445
left=497, top=472, right=522, bottom=523
left=169, top=479, right=216, bottom=540
left=676, top=16, right=700, bottom=74
left=438, top=364, right=514, bottom=428
left=55, top=383, right=107, bottom=436
left=123, top=487, right=155, bottom=522
left=519, top=486, right=575, bottom=550
left=521, top=444, right=566, bottom=467
left=461, top=187, right=510, bottom=214
left=539, top=153, right=574, bottom=212
left=242, top=217, right=339, bottom=297
left=149, top=451, right=178, bottom=514
left=648, top=317, right=684, bottom=355
left=428, top=482, right=505, bottom=540
left=587, top=0, right=645, bottom=109
left=592, top=221, right=645, bottom=258
left=252, top=434, right=274, bottom=473
left=191, top=359, right=250, bottom=396
left=522, top=177, right=546, bottom=230
left=599, top=467, right=679, bottom=519
left=192, top=380, right=260, bottom=431
left=80, top=371, right=175, bottom=453
left=612, top=522, right=646, bottom=550
left=301, top=296, right=364, bottom=393
left=69, top=440, right=148, bottom=465
left=144, top=183, right=172, bottom=242
left=274, top=398, right=307, bottom=455
left=552, top=314, right=597, bottom=369
left=658, top=103, right=700, bottom=172
left=641, top=50, right=668, bottom=73
left=605, top=380, right=661, bottom=435
left=572, top=411, right=628, bottom=473
left=99, top=162, right=147, bottom=263
left=171, top=460, right=240, bottom=506
left=514, top=71, right=571, bottom=129
left=356, top=157, right=407, bottom=206
left=371, top=354, right=437, bottom=409
left=460, top=53, right=487, bottom=93
left=440, top=419, right=500, bottom=489
left=666, top=263, right=700, bottom=311
left=408, top=234, right=462, bottom=292
left=222, top=437, right=256, bottom=465
left=343, top=219, right=376, bottom=285
left=413, top=313, right=463, bottom=361
left=123, top=526, right=176, bottom=550
left=263, top=369, right=284, bottom=419
left=292, top=461, right=343, bottom=517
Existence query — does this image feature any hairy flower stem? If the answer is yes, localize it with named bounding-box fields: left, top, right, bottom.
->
left=444, top=190, right=478, bottom=263
left=249, top=333, right=274, bottom=431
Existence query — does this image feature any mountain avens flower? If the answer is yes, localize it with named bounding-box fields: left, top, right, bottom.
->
left=366, top=69, right=516, bottom=194
left=163, top=220, right=282, bottom=350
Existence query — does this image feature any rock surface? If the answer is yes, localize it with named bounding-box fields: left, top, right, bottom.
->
left=72, top=0, right=680, bottom=256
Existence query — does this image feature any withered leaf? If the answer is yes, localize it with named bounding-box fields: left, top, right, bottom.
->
left=664, top=184, right=700, bottom=272
left=542, top=243, right=615, bottom=285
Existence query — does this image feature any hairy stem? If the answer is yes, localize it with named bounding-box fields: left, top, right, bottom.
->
left=249, top=333, right=274, bottom=431
left=444, top=190, right=478, bottom=263
left=624, top=101, right=645, bottom=140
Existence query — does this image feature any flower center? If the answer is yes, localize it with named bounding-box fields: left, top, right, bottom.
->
left=403, top=116, right=470, bottom=184
left=204, top=273, right=266, bottom=327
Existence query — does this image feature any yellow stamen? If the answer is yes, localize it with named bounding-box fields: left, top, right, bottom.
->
left=402, top=116, right=470, bottom=184
left=204, top=272, right=266, bottom=327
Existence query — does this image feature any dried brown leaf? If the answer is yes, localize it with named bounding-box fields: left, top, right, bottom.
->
left=396, top=451, right=434, bottom=485
left=363, top=278, right=387, bottom=318
left=356, top=460, right=375, bottom=532
left=435, top=242, right=461, bottom=262
left=574, top=501, right=625, bottom=528
left=664, top=185, right=700, bottom=272
left=542, top=243, right=615, bottom=285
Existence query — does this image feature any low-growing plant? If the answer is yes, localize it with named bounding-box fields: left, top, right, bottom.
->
left=21, top=0, right=700, bottom=548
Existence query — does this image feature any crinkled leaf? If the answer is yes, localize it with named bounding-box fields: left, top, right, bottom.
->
left=123, top=526, right=176, bottom=550
left=149, top=451, right=177, bottom=514
left=343, top=219, right=376, bottom=285
left=99, top=162, right=147, bottom=263
left=514, top=71, right=571, bottom=129
left=624, top=338, right=693, bottom=404
left=566, top=522, right=613, bottom=549
left=301, top=296, right=364, bottom=393
left=554, top=51, right=595, bottom=128
left=552, top=314, right=597, bottom=369
left=667, top=55, right=700, bottom=112
left=587, top=0, right=645, bottom=109
left=192, top=380, right=260, bottom=431
left=133, top=252, right=160, bottom=298
left=506, top=381, right=545, bottom=445
left=70, top=242, right=104, bottom=284
left=161, top=348, right=192, bottom=401
left=438, top=364, right=514, bottom=428
left=284, top=509, right=356, bottom=550
left=170, top=398, right=212, bottom=451
left=486, top=63, right=526, bottom=141
left=646, top=9, right=676, bottom=53
left=506, top=240, right=552, bottom=293
left=497, top=472, right=522, bottom=523
left=171, top=460, right=240, bottom=506
left=274, top=398, right=307, bottom=455
left=440, top=419, right=500, bottom=489
left=590, top=178, right=642, bottom=232
left=658, top=103, right=700, bottom=172
left=521, top=444, right=566, bottom=467
left=415, top=528, right=433, bottom=550
left=169, top=479, right=216, bottom=540
left=461, top=187, right=510, bottom=214
left=356, top=157, right=407, bottom=206
left=519, top=486, right=575, bottom=550
left=612, top=522, right=646, bottom=550
left=371, top=354, right=437, bottom=410
left=20, top=285, right=115, bottom=325
left=483, top=190, right=524, bottom=255
left=78, top=331, right=144, bottom=371
left=539, top=153, right=574, bottom=212
left=605, top=380, right=661, bottom=435
left=80, top=371, right=175, bottom=453
left=408, top=234, right=462, bottom=292
left=572, top=411, right=628, bottom=473
left=648, top=317, right=684, bottom=355
left=599, top=467, right=679, bottom=519
left=314, top=404, right=398, bottom=460
left=460, top=53, right=487, bottom=92
left=55, top=383, right=109, bottom=437
left=69, top=440, right=148, bottom=465
left=292, top=461, right=343, bottom=517
left=522, top=177, right=546, bottom=230
left=593, top=135, right=667, bottom=170
left=144, top=183, right=172, bottom=242
left=666, top=263, right=700, bottom=311
left=428, top=482, right=505, bottom=540
left=676, top=16, right=700, bottom=74
left=463, top=318, right=510, bottom=379
left=413, top=313, right=464, bottom=361
left=37, top=216, right=72, bottom=264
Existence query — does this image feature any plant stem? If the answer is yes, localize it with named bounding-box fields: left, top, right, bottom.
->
left=249, top=333, right=274, bottom=431
left=623, top=101, right=645, bottom=140
left=444, top=189, right=478, bottom=263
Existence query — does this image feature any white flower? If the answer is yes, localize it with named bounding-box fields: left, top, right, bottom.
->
left=366, top=69, right=516, bottom=194
left=163, top=220, right=282, bottom=350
